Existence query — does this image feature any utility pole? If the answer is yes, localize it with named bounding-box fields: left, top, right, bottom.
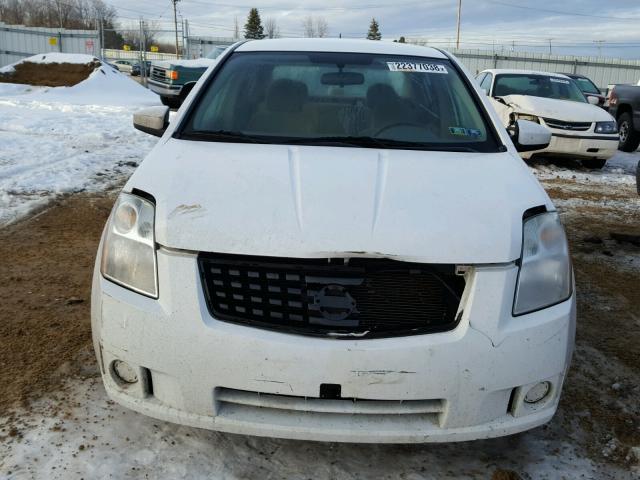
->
left=594, top=40, right=605, bottom=57
left=100, top=19, right=105, bottom=56
left=172, top=0, right=181, bottom=59
left=455, top=0, right=462, bottom=49
left=139, top=18, right=147, bottom=86
left=184, top=19, right=190, bottom=59
left=547, top=38, right=553, bottom=55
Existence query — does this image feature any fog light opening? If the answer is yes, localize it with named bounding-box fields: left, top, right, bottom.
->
left=524, top=381, right=551, bottom=404
left=111, top=360, right=139, bottom=385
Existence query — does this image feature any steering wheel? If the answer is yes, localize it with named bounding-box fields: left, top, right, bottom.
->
left=374, top=122, right=427, bottom=137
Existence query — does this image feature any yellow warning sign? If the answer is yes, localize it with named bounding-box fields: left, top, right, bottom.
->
left=49, top=37, right=57, bottom=46
left=123, top=44, right=131, bottom=51
left=150, top=45, right=159, bottom=53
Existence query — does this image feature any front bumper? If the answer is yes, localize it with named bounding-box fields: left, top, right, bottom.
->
left=147, top=79, right=182, bottom=97
left=521, top=130, right=618, bottom=160
left=92, top=248, right=576, bottom=443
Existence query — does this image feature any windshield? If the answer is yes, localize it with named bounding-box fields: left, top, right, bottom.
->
left=181, top=51, right=500, bottom=152
left=573, top=77, right=600, bottom=95
left=493, top=74, right=586, bottom=103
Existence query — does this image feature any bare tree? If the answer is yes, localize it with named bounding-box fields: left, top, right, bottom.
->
left=302, top=16, right=314, bottom=38
left=264, top=17, right=280, bottom=39
left=302, top=15, right=329, bottom=38
left=119, top=20, right=159, bottom=51
left=316, top=16, right=328, bottom=38
left=0, top=0, right=118, bottom=30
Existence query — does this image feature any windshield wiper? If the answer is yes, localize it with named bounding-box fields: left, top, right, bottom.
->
left=284, top=136, right=389, bottom=148
left=180, top=132, right=480, bottom=152
left=288, top=136, right=479, bottom=152
left=180, top=130, right=263, bottom=144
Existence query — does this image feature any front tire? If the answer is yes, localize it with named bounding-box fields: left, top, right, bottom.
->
left=618, top=112, right=640, bottom=152
left=160, top=96, right=182, bottom=109
left=581, top=158, right=607, bottom=169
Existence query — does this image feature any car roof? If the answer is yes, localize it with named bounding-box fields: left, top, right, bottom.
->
left=481, top=68, right=571, bottom=79
left=236, top=38, right=447, bottom=59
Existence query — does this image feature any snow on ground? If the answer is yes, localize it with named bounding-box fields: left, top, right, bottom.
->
left=532, top=151, right=639, bottom=186
left=0, top=367, right=628, bottom=480
left=0, top=73, right=159, bottom=225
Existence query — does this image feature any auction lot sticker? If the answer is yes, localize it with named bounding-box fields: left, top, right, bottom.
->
left=387, top=62, right=448, bottom=73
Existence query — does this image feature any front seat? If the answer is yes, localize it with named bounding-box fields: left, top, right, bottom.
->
left=248, top=79, right=311, bottom=135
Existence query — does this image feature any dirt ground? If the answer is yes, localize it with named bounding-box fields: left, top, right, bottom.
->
left=0, top=166, right=638, bottom=476
left=0, top=193, right=112, bottom=412
left=0, top=59, right=100, bottom=87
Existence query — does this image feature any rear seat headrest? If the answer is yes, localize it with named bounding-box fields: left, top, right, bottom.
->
left=266, top=79, right=308, bottom=113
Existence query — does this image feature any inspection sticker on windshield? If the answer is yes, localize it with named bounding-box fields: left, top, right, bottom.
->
left=449, top=127, right=482, bottom=138
left=387, top=62, right=448, bottom=73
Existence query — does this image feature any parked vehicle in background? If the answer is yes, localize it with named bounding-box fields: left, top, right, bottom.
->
left=130, top=63, right=141, bottom=77
left=477, top=69, right=619, bottom=168
left=93, top=39, right=576, bottom=444
left=113, top=59, right=134, bottom=73
left=148, top=46, right=228, bottom=108
left=607, top=84, right=640, bottom=152
left=562, top=73, right=605, bottom=108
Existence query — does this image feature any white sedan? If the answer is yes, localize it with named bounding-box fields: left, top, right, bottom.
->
left=92, top=39, right=575, bottom=443
left=477, top=69, right=618, bottom=168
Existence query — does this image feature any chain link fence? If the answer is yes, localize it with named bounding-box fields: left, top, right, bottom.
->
left=0, top=21, right=101, bottom=68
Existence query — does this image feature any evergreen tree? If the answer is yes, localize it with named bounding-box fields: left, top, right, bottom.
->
left=398, top=36, right=406, bottom=43
left=244, top=8, right=265, bottom=40
left=367, top=18, right=381, bottom=40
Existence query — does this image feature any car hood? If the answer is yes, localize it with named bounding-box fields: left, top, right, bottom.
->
left=153, top=58, right=217, bottom=69
left=127, top=140, right=552, bottom=264
left=500, top=94, right=613, bottom=122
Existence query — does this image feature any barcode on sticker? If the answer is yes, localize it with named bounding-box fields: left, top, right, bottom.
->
left=387, top=62, right=448, bottom=73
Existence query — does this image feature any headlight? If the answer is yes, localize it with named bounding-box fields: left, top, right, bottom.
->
left=101, top=192, right=158, bottom=298
left=513, top=212, right=572, bottom=316
left=594, top=121, right=617, bottom=134
left=516, top=113, right=539, bottom=123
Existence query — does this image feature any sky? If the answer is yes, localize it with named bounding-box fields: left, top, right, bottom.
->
left=109, top=0, right=640, bottom=59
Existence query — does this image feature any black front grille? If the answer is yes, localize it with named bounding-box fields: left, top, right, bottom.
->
left=542, top=118, right=592, bottom=131
left=198, top=254, right=465, bottom=339
left=151, top=66, right=167, bottom=82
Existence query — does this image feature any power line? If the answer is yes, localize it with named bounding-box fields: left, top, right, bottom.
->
left=483, top=0, right=640, bottom=22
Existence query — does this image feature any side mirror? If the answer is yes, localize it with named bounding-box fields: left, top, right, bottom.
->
left=586, top=95, right=600, bottom=106
left=133, top=106, right=170, bottom=137
left=508, top=119, right=551, bottom=153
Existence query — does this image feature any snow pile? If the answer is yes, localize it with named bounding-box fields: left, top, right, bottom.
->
left=0, top=52, right=158, bottom=106
left=8, top=52, right=100, bottom=66
left=32, top=63, right=160, bottom=106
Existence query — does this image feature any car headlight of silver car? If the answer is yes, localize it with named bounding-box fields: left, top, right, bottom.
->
left=100, top=192, right=158, bottom=298
left=513, top=212, right=572, bottom=316
left=594, top=121, right=617, bottom=134
left=516, top=113, right=540, bottom=123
